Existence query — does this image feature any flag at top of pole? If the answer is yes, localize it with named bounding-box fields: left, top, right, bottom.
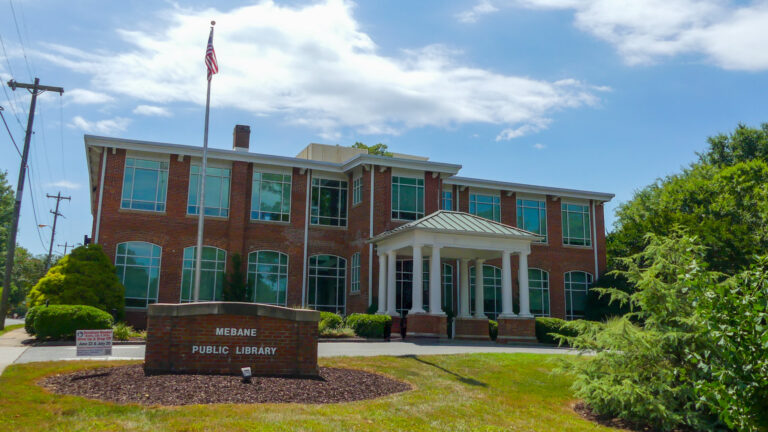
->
left=193, top=20, right=217, bottom=302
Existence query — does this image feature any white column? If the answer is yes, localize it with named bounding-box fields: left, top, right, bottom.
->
left=410, top=245, right=425, bottom=314
left=474, top=258, right=486, bottom=319
left=459, top=258, right=470, bottom=318
left=377, top=253, right=387, bottom=314
left=518, top=252, right=532, bottom=317
left=500, top=251, right=515, bottom=318
left=429, top=245, right=444, bottom=315
left=387, top=251, right=398, bottom=316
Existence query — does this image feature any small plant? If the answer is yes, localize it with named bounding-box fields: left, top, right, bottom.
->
left=112, top=322, right=140, bottom=341
left=319, top=325, right=355, bottom=338
left=318, top=312, right=343, bottom=332
left=488, top=320, right=498, bottom=341
left=33, top=304, right=113, bottom=340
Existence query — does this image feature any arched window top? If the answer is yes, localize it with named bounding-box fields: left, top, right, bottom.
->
left=116, top=241, right=161, bottom=258
left=309, top=254, right=347, bottom=268
left=183, top=245, right=226, bottom=261
left=565, top=270, right=593, bottom=285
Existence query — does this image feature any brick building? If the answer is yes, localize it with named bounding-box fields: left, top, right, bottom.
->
left=85, top=125, right=613, bottom=336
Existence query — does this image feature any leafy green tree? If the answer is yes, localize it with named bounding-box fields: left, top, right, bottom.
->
left=28, top=244, right=124, bottom=319
left=0, top=246, right=45, bottom=315
left=352, top=142, right=393, bottom=157
left=699, top=122, right=768, bottom=167
left=221, top=253, right=250, bottom=302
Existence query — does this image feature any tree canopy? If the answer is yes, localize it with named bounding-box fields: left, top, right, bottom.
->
left=352, top=142, right=393, bottom=157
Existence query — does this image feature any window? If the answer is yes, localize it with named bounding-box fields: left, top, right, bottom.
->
left=180, top=246, right=226, bottom=302
left=565, top=271, right=593, bottom=320
left=469, top=265, right=502, bottom=320
left=352, top=177, right=363, bottom=205
left=351, top=252, right=361, bottom=293
left=251, top=172, right=292, bottom=222
left=311, top=178, right=348, bottom=226
left=562, top=203, right=591, bottom=246
left=247, top=251, right=288, bottom=306
left=308, top=255, right=346, bottom=314
left=529, top=269, right=550, bottom=317
left=115, top=242, right=161, bottom=308
left=442, top=190, right=453, bottom=211
left=442, top=263, right=454, bottom=312
left=517, top=199, right=547, bottom=242
left=121, top=157, right=168, bottom=212
left=395, top=258, right=430, bottom=313
left=391, top=176, right=424, bottom=220
left=469, top=193, right=500, bottom=222
left=188, top=165, right=231, bottom=217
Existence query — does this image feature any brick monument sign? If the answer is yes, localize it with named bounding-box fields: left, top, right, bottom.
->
left=144, top=302, right=320, bottom=376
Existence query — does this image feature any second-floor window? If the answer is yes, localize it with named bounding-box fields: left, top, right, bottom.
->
left=187, top=165, right=231, bottom=217
left=442, top=190, right=453, bottom=211
left=517, top=199, right=547, bottom=242
left=251, top=172, right=292, bottom=222
left=469, top=192, right=500, bottom=222
left=562, top=203, right=591, bottom=246
left=391, top=175, right=424, bottom=220
left=352, top=177, right=362, bottom=205
left=121, top=157, right=168, bottom=212
left=311, top=178, right=348, bottom=227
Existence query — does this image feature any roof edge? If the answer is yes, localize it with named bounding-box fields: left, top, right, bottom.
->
left=444, top=176, right=614, bottom=201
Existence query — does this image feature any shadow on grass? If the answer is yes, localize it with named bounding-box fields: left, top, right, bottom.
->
left=400, top=355, right=487, bottom=387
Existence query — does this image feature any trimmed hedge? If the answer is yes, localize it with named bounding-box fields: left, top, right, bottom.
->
left=318, top=312, right=343, bottom=332
left=33, top=304, right=113, bottom=340
left=489, top=320, right=498, bottom=341
left=24, top=306, right=42, bottom=335
left=345, top=313, right=392, bottom=338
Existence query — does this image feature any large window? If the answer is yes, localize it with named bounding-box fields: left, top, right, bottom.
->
left=121, top=157, right=168, bottom=212
left=517, top=199, right=547, bottom=242
left=395, top=258, right=430, bottom=313
left=115, top=242, right=161, bottom=308
left=441, top=190, right=453, bottom=211
left=442, top=263, right=454, bottom=312
left=529, top=269, right=550, bottom=317
left=351, top=252, right=361, bottom=293
left=188, top=165, right=231, bottom=217
left=180, top=246, right=226, bottom=302
left=562, top=203, right=591, bottom=246
left=352, top=177, right=363, bottom=205
left=470, top=265, right=502, bottom=320
left=247, top=251, right=288, bottom=306
left=251, top=171, right=292, bottom=222
left=565, top=271, right=593, bottom=320
left=311, top=178, right=348, bottom=227
left=391, top=176, right=424, bottom=220
left=469, top=193, right=500, bottom=222
left=308, top=255, right=346, bottom=314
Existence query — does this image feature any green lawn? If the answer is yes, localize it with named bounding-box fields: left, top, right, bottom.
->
left=0, top=353, right=623, bottom=431
left=0, top=323, right=23, bottom=336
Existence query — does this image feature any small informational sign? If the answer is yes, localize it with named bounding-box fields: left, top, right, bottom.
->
left=76, top=329, right=113, bottom=356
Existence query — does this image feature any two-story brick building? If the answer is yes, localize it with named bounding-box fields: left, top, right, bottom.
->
left=85, top=125, right=613, bottom=339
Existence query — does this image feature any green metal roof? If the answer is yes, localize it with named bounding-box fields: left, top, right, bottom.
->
left=369, top=211, right=542, bottom=243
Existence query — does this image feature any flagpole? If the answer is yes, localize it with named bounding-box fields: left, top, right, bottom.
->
left=193, top=21, right=215, bottom=302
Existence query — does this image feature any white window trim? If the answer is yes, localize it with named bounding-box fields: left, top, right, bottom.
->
left=352, top=176, right=363, bottom=206
left=351, top=252, right=361, bottom=293
left=528, top=268, right=550, bottom=317
left=115, top=241, right=162, bottom=310
left=121, top=155, right=170, bottom=213
left=187, top=164, right=232, bottom=218
left=310, top=176, right=349, bottom=227
left=564, top=270, right=593, bottom=320
left=307, top=254, right=347, bottom=315
left=517, top=196, right=548, bottom=244
left=179, top=245, right=227, bottom=303
left=562, top=200, right=592, bottom=248
left=468, top=189, right=501, bottom=222
left=469, top=264, right=502, bottom=319
left=391, top=175, right=425, bottom=222
left=251, top=170, right=293, bottom=223
left=247, top=250, right=289, bottom=306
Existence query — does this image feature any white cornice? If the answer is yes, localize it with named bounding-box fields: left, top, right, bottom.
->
left=444, top=176, right=615, bottom=202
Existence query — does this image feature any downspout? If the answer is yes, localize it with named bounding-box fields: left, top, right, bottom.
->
left=94, top=147, right=108, bottom=243
left=592, top=200, right=599, bottom=278
left=368, top=165, right=375, bottom=308
left=301, top=169, right=311, bottom=308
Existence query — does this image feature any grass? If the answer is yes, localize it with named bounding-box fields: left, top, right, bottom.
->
left=0, top=353, right=622, bottom=431
left=0, top=323, right=23, bottom=337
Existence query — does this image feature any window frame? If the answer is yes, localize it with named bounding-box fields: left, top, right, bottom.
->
left=352, top=176, right=363, bottom=206
left=391, top=175, right=425, bottom=221
left=564, top=270, right=593, bottom=320
left=517, top=197, right=548, bottom=243
left=115, top=241, right=162, bottom=309
left=187, top=164, right=231, bottom=218
left=441, top=189, right=453, bottom=211
left=469, top=264, right=503, bottom=320
left=469, top=191, right=501, bottom=222
left=528, top=268, right=550, bottom=317
left=350, top=252, right=361, bottom=293
left=562, top=202, right=592, bottom=247
left=179, top=245, right=227, bottom=303
left=442, top=262, right=454, bottom=312
left=395, top=258, right=430, bottom=314
left=307, top=254, right=347, bottom=314
left=247, top=250, right=289, bottom=306
left=251, top=170, right=292, bottom=222
left=120, top=156, right=169, bottom=212
left=310, top=177, right=348, bottom=227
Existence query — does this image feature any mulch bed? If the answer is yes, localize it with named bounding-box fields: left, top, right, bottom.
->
left=40, top=364, right=411, bottom=406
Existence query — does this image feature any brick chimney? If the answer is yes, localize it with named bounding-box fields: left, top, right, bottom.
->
left=233, top=125, right=250, bottom=151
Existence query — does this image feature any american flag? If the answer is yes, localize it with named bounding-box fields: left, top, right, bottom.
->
left=205, top=27, right=218, bottom=80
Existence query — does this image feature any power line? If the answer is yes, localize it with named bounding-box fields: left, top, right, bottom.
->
left=0, top=106, right=22, bottom=156
left=7, top=0, right=34, bottom=80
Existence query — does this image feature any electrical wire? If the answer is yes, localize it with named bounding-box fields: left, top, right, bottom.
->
left=0, top=108, right=21, bottom=156
left=7, top=0, right=34, bottom=80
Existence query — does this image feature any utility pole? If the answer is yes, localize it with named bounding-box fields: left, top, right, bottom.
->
left=58, top=241, right=74, bottom=256
left=45, top=192, right=70, bottom=269
left=0, top=78, right=64, bottom=330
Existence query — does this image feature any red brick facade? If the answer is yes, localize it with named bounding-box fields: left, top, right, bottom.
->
left=88, top=131, right=611, bottom=331
left=496, top=318, right=536, bottom=344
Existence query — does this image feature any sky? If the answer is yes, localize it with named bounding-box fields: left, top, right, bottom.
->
left=2, top=0, right=768, bottom=256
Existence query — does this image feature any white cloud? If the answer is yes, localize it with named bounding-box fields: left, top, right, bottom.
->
left=66, top=89, right=114, bottom=105
left=70, top=115, right=130, bottom=134
left=458, top=0, right=768, bottom=70
left=456, top=0, right=499, bottom=23
left=46, top=180, right=81, bottom=189
left=38, top=0, right=600, bottom=140
left=133, top=104, right=172, bottom=117
left=533, top=142, right=546, bottom=149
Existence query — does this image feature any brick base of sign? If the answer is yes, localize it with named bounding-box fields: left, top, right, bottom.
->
left=406, top=313, right=447, bottom=338
left=454, top=317, right=491, bottom=341
left=496, top=317, right=537, bottom=344
left=144, top=302, right=320, bottom=376
left=125, top=309, right=148, bottom=330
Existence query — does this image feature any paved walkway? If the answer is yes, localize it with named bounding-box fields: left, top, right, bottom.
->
left=0, top=328, right=29, bottom=375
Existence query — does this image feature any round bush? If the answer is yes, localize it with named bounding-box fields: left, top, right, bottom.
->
left=345, top=313, right=392, bottom=338
left=24, top=306, right=41, bottom=335
left=488, top=320, right=498, bottom=341
left=318, top=312, right=343, bottom=332
left=33, top=304, right=114, bottom=340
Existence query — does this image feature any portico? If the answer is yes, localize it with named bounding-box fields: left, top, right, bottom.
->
left=370, top=211, right=540, bottom=340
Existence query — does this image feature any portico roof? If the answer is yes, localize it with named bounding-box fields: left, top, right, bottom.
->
left=369, top=211, right=542, bottom=244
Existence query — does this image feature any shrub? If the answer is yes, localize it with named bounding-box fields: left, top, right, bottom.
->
left=24, top=306, right=41, bottom=335
left=345, top=313, right=392, bottom=338
left=28, top=244, right=125, bottom=320
left=319, top=325, right=355, bottom=338
left=535, top=317, right=576, bottom=345
left=112, top=322, right=139, bottom=341
left=488, top=320, right=498, bottom=341
left=33, top=304, right=113, bottom=340
left=318, top=312, right=343, bottom=332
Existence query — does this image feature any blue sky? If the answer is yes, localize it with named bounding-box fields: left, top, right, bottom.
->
left=2, top=0, right=768, bottom=256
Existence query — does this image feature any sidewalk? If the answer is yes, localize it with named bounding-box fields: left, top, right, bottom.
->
left=0, top=328, right=29, bottom=375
